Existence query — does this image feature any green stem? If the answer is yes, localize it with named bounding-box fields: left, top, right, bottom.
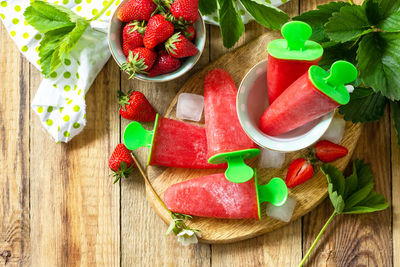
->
left=348, top=0, right=354, bottom=4
left=89, top=0, right=116, bottom=21
left=298, top=211, right=337, bottom=267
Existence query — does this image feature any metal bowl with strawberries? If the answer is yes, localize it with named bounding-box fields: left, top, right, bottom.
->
left=108, top=0, right=206, bottom=82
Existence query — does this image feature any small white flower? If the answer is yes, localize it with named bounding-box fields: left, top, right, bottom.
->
left=177, top=229, right=200, bottom=246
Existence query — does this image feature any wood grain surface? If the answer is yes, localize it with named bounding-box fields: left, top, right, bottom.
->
left=0, top=0, right=397, bottom=266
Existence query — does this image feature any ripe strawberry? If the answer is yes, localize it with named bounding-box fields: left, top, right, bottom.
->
left=165, top=32, right=199, bottom=58
left=122, top=21, right=146, bottom=57
left=171, top=0, right=199, bottom=23
left=285, top=158, right=314, bottom=188
left=184, top=25, right=195, bottom=41
left=315, top=140, right=348, bottom=163
left=148, top=50, right=181, bottom=77
left=109, top=144, right=135, bottom=183
left=121, top=48, right=157, bottom=77
left=117, top=0, right=156, bottom=22
left=118, top=90, right=157, bottom=121
left=143, top=15, right=174, bottom=49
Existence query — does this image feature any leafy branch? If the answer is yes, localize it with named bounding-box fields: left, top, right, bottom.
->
left=299, top=159, right=389, bottom=266
left=24, top=0, right=115, bottom=78
left=199, top=0, right=289, bottom=48
left=294, top=0, right=400, bottom=146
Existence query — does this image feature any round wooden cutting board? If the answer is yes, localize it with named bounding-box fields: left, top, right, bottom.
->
left=144, top=32, right=362, bottom=244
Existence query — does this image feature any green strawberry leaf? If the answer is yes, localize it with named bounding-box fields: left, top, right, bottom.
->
left=391, top=101, right=400, bottom=146
left=325, top=5, right=372, bottom=43
left=339, top=87, right=387, bottom=123
left=238, top=0, right=289, bottom=30
left=357, top=32, right=400, bottom=101
left=217, top=0, right=245, bottom=49
left=24, top=2, right=75, bottom=33
left=319, top=42, right=357, bottom=70
left=199, top=0, right=217, bottom=15
left=293, top=2, right=350, bottom=43
left=321, top=160, right=389, bottom=215
left=24, top=0, right=90, bottom=78
left=376, top=0, right=400, bottom=32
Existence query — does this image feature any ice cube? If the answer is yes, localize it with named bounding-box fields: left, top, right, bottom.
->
left=258, top=149, right=285, bottom=169
left=266, top=197, right=297, bottom=222
left=176, top=93, right=204, bottom=122
left=322, top=117, right=346, bottom=144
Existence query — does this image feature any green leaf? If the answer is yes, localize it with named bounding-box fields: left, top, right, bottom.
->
left=319, top=42, right=357, bottom=70
left=379, top=12, right=400, bottom=32
left=293, top=2, right=350, bottom=43
left=391, top=101, right=400, bottom=146
left=357, top=32, right=400, bottom=100
left=343, top=171, right=358, bottom=200
left=26, top=1, right=90, bottom=78
left=353, top=159, right=374, bottom=188
left=343, top=181, right=374, bottom=210
left=364, top=0, right=381, bottom=25
left=217, top=0, right=245, bottom=48
left=239, top=0, right=289, bottom=30
left=199, top=0, right=217, bottom=15
left=24, top=2, right=75, bottom=33
left=328, top=184, right=345, bottom=213
left=322, top=164, right=345, bottom=197
left=343, top=191, right=389, bottom=214
left=339, top=87, right=387, bottom=123
left=325, top=5, right=372, bottom=43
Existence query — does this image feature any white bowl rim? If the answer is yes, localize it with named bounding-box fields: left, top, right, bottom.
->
left=237, top=59, right=334, bottom=152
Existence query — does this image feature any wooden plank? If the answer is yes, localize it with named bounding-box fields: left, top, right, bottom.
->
left=210, top=0, right=303, bottom=264
left=302, top=111, right=392, bottom=266
left=301, top=0, right=392, bottom=266
left=29, top=58, right=120, bottom=265
left=392, top=115, right=399, bottom=267
left=120, top=26, right=212, bottom=266
left=0, top=23, right=30, bottom=266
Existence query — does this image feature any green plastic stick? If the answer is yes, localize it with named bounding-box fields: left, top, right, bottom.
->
left=123, top=114, right=159, bottom=165
left=254, top=169, right=288, bottom=220
left=281, top=21, right=312, bottom=51
left=208, top=148, right=260, bottom=183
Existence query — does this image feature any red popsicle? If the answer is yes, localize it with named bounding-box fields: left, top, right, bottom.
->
left=204, top=69, right=260, bottom=183
left=259, top=61, right=357, bottom=136
left=267, top=21, right=323, bottom=104
left=164, top=171, right=288, bottom=219
left=124, top=114, right=226, bottom=169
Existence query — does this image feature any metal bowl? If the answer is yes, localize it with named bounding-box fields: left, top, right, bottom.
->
left=237, top=59, right=333, bottom=152
left=108, top=0, right=206, bottom=82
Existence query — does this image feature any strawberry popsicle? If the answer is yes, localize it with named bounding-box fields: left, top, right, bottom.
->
left=124, top=114, right=226, bottom=169
left=164, top=170, right=288, bottom=219
left=260, top=61, right=357, bottom=136
left=267, top=21, right=323, bottom=104
left=204, top=69, right=260, bottom=183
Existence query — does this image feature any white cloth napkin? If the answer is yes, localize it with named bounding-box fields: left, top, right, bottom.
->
left=202, top=0, right=290, bottom=25
left=0, top=0, right=119, bottom=142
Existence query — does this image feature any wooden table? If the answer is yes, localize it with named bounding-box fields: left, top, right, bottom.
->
left=0, top=0, right=398, bottom=266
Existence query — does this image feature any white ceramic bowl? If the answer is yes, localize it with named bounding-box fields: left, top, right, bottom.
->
left=108, top=0, right=206, bottom=82
left=237, top=60, right=333, bottom=152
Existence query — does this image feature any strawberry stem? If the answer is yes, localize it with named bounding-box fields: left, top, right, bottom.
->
left=89, top=0, right=116, bottom=22
left=298, top=211, right=337, bottom=267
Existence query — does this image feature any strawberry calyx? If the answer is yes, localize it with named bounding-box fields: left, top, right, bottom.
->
left=121, top=50, right=149, bottom=78
left=128, top=21, right=147, bottom=35
left=152, top=0, right=172, bottom=16
left=165, top=32, right=182, bottom=55
left=111, top=161, right=134, bottom=184
left=117, top=90, right=133, bottom=111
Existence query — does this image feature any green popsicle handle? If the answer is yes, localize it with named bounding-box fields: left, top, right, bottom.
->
left=324, top=60, right=358, bottom=87
left=123, top=122, right=154, bottom=150
left=225, top=157, right=255, bottom=183
left=256, top=178, right=288, bottom=206
left=281, top=21, right=312, bottom=51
